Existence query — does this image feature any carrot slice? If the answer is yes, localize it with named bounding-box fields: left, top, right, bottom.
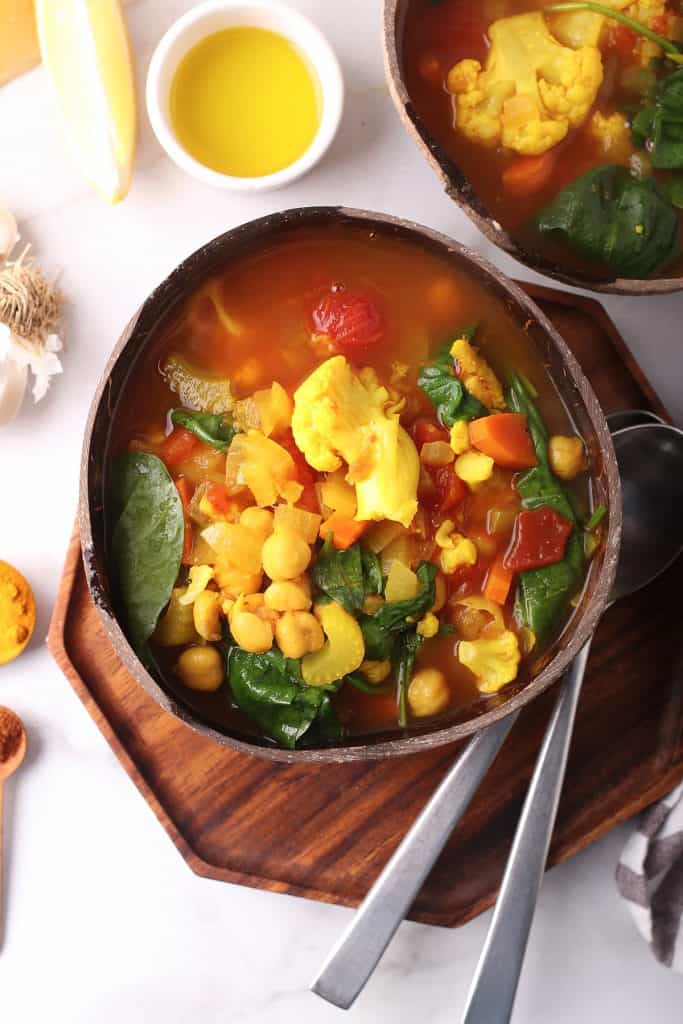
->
left=484, top=555, right=514, bottom=606
left=320, top=513, right=369, bottom=551
left=501, top=151, right=557, bottom=195
left=469, top=413, right=537, bottom=469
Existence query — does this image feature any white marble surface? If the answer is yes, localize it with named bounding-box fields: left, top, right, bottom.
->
left=1, top=2, right=682, bottom=1021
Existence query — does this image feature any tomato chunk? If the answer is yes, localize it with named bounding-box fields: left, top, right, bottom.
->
left=311, top=289, right=383, bottom=354
left=433, top=464, right=467, bottom=513
left=412, top=418, right=450, bottom=446
left=175, top=476, right=194, bottom=565
left=504, top=506, right=573, bottom=572
left=162, top=427, right=201, bottom=470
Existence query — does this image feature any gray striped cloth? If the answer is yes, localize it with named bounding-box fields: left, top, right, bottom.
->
left=617, top=782, right=683, bottom=968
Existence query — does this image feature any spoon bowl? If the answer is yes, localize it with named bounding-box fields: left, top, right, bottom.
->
left=611, top=424, right=683, bottom=601
left=0, top=707, right=26, bottom=782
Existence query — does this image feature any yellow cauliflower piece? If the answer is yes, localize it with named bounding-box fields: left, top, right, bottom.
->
left=178, top=565, right=214, bottom=606
left=447, top=12, right=603, bottom=157
left=292, top=356, right=419, bottom=527
left=449, top=420, right=470, bottom=456
left=450, top=336, right=505, bottom=411
left=455, top=451, right=494, bottom=486
left=459, top=629, right=521, bottom=694
left=436, top=521, right=478, bottom=574
left=225, top=431, right=302, bottom=507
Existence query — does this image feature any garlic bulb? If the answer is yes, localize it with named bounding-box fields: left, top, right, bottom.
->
left=0, top=207, right=19, bottom=261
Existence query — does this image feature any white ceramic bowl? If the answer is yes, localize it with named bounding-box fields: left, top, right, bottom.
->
left=146, top=0, right=344, bottom=191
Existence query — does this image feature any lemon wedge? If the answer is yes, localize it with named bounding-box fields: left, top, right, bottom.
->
left=35, top=0, right=137, bottom=203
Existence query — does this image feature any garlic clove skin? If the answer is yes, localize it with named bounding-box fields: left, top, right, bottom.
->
left=0, top=207, right=19, bottom=260
left=0, top=357, right=28, bottom=425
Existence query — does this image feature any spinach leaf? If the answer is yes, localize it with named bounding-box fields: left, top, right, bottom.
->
left=228, top=647, right=342, bottom=749
left=394, top=631, right=424, bottom=728
left=312, top=538, right=385, bottom=612
left=361, top=548, right=384, bottom=595
left=360, top=615, right=397, bottom=661
left=506, top=375, right=585, bottom=645
left=311, top=537, right=365, bottom=612
left=418, top=326, right=487, bottom=427
left=373, top=561, right=438, bottom=632
left=110, top=453, right=184, bottom=651
left=535, top=165, right=680, bottom=278
left=170, top=408, right=237, bottom=452
left=631, top=69, right=683, bottom=170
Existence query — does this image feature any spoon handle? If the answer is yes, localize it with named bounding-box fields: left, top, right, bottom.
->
left=462, top=638, right=593, bottom=1024
left=311, top=713, right=517, bottom=1010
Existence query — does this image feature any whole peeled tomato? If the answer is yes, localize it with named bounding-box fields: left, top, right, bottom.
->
left=310, top=288, right=384, bottom=355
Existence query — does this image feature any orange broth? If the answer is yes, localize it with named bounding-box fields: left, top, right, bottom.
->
left=110, top=223, right=591, bottom=743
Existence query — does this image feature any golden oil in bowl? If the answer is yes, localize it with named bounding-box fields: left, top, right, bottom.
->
left=169, top=26, right=321, bottom=178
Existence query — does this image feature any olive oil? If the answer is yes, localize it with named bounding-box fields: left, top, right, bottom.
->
left=170, top=27, right=321, bottom=178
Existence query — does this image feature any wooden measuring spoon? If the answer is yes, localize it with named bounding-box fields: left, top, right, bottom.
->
left=0, top=707, right=26, bottom=946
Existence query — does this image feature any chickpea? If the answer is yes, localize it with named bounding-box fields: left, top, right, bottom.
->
left=360, top=659, right=392, bottom=684
left=193, top=589, right=222, bottom=642
left=214, top=564, right=263, bottom=597
left=264, top=580, right=312, bottom=612
left=408, top=668, right=450, bottom=718
left=275, top=611, right=324, bottom=660
left=240, top=506, right=274, bottom=541
left=176, top=645, right=223, bottom=692
left=548, top=435, right=586, bottom=481
left=262, top=527, right=311, bottom=581
left=230, top=609, right=274, bottom=653
left=430, top=573, right=447, bottom=613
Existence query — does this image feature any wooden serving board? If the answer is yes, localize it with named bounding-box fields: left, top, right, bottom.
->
left=48, top=285, right=683, bottom=927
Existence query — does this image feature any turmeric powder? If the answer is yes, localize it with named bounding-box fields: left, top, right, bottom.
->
left=0, top=561, right=35, bottom=665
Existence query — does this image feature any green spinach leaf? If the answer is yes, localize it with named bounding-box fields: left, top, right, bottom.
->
left=228, top=647, right=342, bottom=749
left=312, top=538, right=385, bottom=612
left=631, top=69, right=683, bottom=170
left=506, top=375, right=585, bottom=645
left=394, top=631, right=424, bottom=728
left=418, top=326, right=487, bottom=426
left=373, top=561, right=438, bottom=632
left=110, top=453, right=184, bottom=651
left=360, top=615, right=397, bottom=661
left=170, top=408, right=237, bottom=452
left=535, top=165, right=680, bottom=278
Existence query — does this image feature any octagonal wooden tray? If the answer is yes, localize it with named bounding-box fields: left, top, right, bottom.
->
left=48, top=284, right=683, bottom=927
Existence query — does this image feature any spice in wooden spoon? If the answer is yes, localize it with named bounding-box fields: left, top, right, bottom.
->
left=0, top=707, right=26, bottom=947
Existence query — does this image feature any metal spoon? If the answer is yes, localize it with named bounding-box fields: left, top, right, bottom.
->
left=0, top=706, right=26, bottom=947
left=462, top=423, right=683, bottom=1024
left=311, top=417, right=669, bottom=1011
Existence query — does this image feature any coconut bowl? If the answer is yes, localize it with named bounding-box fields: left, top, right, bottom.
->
left=383, top=0, right=683, bottom=296
left=80, top=207, right=621, bottom=763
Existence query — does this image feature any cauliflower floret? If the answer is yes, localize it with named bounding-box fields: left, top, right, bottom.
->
left=435, top=520, right=478, bottom=574
left=449, top=420, right=470, bottom=455
left=292, top=356, right=419, bottom=527
left=451, top=335, right=505, bottom=411
left=447, top=12, right=603, bottom=157
left=459, top=629, right=521, bottom=694
left=455, top=451, right=495, bottom=486
left=588, top=111, right=633, bottom=162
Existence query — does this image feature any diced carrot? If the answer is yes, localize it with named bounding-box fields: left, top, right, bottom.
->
left=468, top=413, right=537, bottom=469
left=205, top=482, right=232, bottom=515
left=162, top=427, right=200, bottom=470
left=501, top=151, right=557, bottom=196
left=484, top=555, right=514, bottom=606
left=175, top=476, right=194, bottom=565
left=320, top=513, right=369, bottom=550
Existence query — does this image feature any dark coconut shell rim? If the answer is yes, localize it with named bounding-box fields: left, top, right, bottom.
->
left=80, top=206, right=621, bottom=764
left=383, top=0, right=683, bottom=296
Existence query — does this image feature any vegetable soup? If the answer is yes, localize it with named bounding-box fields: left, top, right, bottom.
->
left=403, top=0, right=683, bottom=280
left=107, top=223, right=602, bottom=750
